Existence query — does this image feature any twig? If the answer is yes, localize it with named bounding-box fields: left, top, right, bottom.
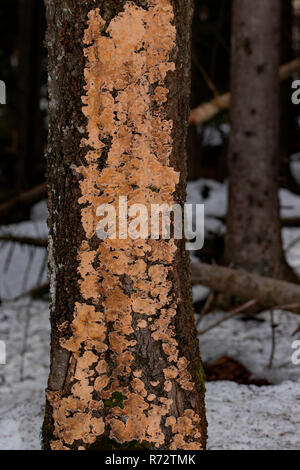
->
left=0, top=234, right=47, bottom=247
left=281, top=217, right=300, bottom=227
left=285, top=234, right=300, bottom=252
left=275, top=303, right=300, bottom=311
left=0, top=281, right=49, bottom=302
left=198, top=299, right=257, bottom=335
left=192, top=53, right=219, bottom=98
left=196, top=292, right=215, bottom=327
left=0, top=182, right=47, bottom=224
left=22, top=246, right=35, bottom=293
left=189, top=57, right=300, bottom=126
left=19, top=297, right=33, bottom=381
left=291, top=325, right=300, bottom=336
left=4, top=242, right=15, bottom=273
left=268, top=309, right=278, bottom=369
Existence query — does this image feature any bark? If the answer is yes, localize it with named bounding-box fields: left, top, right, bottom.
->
left=191, top=262, right=300, bottom=315
left=42, top=0, right=206, bottom=451
left=224, top=0, right=295, bottom=280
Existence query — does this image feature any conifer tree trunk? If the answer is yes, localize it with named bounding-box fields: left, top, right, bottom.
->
left=42, top=0, right=206, bottom=450
left=225, top=0, right=295, bottom=280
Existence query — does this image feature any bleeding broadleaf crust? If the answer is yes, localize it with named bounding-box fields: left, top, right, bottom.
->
left=43, top=0, right=206, bottom=450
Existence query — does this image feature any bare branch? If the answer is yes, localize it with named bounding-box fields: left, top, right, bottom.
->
left=0, top=182, right=47, bottom=224
left=191, top=262, right=300, bottom=314
left=189, top=57, right=300, bottom=126
left=198, top=299, right=257, bottom=335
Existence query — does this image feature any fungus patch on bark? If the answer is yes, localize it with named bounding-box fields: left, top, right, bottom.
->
left=47, top=0, right=203, bottom=450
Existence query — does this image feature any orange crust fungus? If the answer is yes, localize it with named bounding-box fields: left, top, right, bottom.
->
left=47, top=0, right=204, bottom=450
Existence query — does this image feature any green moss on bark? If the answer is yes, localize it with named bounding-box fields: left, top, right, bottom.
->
left=103, top=391, right=127, bottom=410
left=190, top=358, right=206, bottom=394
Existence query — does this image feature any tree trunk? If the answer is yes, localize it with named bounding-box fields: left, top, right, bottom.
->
left=225, top=0, right=294, bottom=280
left=42, top=0, right=206, bottom=451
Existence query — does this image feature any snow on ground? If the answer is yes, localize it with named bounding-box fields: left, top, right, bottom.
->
left=0, top=298, right=299, bottom=450
left=198, top=310, right=300, bottom=449
left=0, top=182, right=300, bottom=449
left=0, top=299, right=49, bottom=449
left=0, top=220, right=48, bottom=301
left=199, top=310, right=300, bottom=384
left=206, top=380, right=300, bottom=450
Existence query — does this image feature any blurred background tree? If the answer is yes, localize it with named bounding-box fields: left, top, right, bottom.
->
left=1, top=0, right=300, bottom=284
left=2, top=0, right=300, bottom=210
left=0, top=0, right=47, bottom=223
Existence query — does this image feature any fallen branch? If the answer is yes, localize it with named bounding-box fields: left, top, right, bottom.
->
left=189, top=93, right=230, bottom=127
left=189, top=57, right=300, bottom=126
left=281, top=216, right=300, bottom=227
left=268, top=309, right=278, bottom=369
left=11, top=282, right=49, bottom=301
left=207, top=215, right=300, bottom=228
left=196, top=291, right=215, bottom=327
left=191, top=262, right=300, bottom=315
left=0, top=234, right=47, bottom=247
left=0, top=182, right=47, bottom=224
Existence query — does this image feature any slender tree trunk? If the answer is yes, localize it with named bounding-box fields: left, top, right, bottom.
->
left=225, top=0, right=295, bottom=280
left=42, top=0, right=206, bottom=451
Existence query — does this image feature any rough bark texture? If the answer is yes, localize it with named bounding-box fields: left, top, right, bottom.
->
left=42, top=0, right=206, bottom=451
left=225, top=0, right=294, bottom=280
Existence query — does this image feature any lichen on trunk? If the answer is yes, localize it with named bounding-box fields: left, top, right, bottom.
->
left=43, top=0, right=206, bottom=450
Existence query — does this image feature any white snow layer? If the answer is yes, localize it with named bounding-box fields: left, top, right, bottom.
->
left=0, top=182, right=300, bottom=449
left=0, top=299, right=49, bottom=449
left=200, top=310, right=300, bottom=449
left=0, top=220, right=48, bottom=301
left=0, top=300, right=299, bottom=450
left=206, top=380, right=300, bottom=450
